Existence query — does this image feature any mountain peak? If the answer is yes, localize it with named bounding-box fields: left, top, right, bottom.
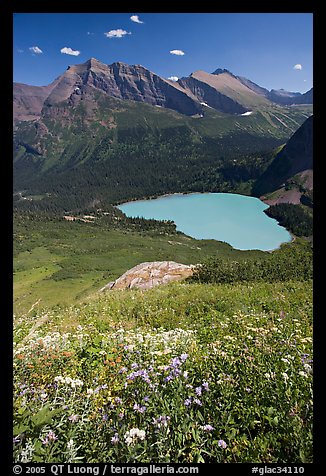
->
left=212, top=68, right=236, bottom=77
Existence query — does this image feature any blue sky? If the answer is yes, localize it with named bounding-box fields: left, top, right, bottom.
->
left=13, top=13, right=313, bottom=93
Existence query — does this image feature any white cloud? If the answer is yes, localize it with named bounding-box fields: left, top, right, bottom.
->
left=293, top=64, right=303, bottom=70
left=60, top=47, right=81, bottom=56
left=170, top=49, right=185, bottom=56
left=17, top=48, right=24, bottom=53
left=29, top=46, right=43, bottom=54
left=168, top=76, right=179, bottom=81
left=130, top=15, right=144, bottom=24
left=104, top=29, right=131, bottom=38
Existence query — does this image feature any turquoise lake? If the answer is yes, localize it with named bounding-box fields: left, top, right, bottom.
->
left=117, top=193, right=292, bottom=251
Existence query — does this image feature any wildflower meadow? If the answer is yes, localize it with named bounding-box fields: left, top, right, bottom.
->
left=13, top=281, right=313, bottom=463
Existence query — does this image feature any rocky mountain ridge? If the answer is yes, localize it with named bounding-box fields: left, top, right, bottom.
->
left=13, top=58, right=313, bottom=122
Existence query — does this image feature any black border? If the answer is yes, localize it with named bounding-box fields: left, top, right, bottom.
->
left=2, top=0, right=321, bottom=471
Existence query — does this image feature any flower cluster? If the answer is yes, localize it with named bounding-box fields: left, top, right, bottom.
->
left=124, top=428, right=146, bottom=445
left=54, top=376, right=83, bottom=388
left=152, top=415, right=171, bottom=429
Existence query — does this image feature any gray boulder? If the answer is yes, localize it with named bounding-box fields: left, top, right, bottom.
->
left=100, top=261, right=194, bottom=291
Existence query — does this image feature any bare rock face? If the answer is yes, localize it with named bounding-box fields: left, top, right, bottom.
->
left=100, top=261, right=194, bottom=292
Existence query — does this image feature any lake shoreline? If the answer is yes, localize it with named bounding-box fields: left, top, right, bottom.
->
left=117, top=192, right=293, bottom=252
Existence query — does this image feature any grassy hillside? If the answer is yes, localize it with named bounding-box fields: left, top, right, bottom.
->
left=13, top=279, right=312, bottom=463
left=13, top=211, right=266, bottom=315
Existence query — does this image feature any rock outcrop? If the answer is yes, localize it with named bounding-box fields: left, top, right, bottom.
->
left=100, top=261, right=194, bottom=291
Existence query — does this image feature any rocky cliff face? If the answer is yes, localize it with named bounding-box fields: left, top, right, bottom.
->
left=267, top=88, right=313, bottom=105
left=253, top=115, right=313, bottom=197
left=100, top=261, right=195, bottom=291
left=178, top=75, right=248, bottom=114
left=13, top=81, right=58, bottom=122
left=38, top=59, right=202, bottom=117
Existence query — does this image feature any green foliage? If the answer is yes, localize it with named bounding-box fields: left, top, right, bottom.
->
left=191, top=240, right=313, bottom=284
left=264, top=203, right=313, bottom=237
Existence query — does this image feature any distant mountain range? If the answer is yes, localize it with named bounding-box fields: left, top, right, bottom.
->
left=13, top=58, right=313, bottom=122
left=13, top=58, right=313, bottom=213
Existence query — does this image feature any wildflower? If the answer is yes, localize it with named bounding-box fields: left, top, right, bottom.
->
left=194, top=398, right=202, bottom=406
left=164, top=374, right=173, bottom=383
left=171, top=357, right=181, bottom=368
left=282, top=372, right=289, bottom=382
left=195, top=386, right=202, bottom=396
left=202, top=381, right=209, bottom=391
left=13, top=436, right=21, bottom=444
left=201, top=424, right=214, bottom=432
left=86, top=389, right=94, bottom=396
left=20, top=441, right=35, bottom=462
left=114, top=397, right=122, bottom=404
left=281, top=358, right=289, bottom=363
left=67, top=439, right=74, bottom=450
left=184, top=398, right=192, bottom=407
left=124, top=428, right=146, bottom=445
left=68, top=414, right=79, bottom=422
left=183, top=371, right=189, bottom=379
left=299, top=371, right=308, bottom=377
left=111, top=433, right=119, bottom=445
left=180, top=353, right=188, bottom=362
left=133, top=403, right=146, bottom=413
left=152, top=415, right=171, bottom=428
left=303, top=363, right=313, bottom=374
left=42, top=430, right=58, bottom=445
left=218, top=439, right=227, bottom=449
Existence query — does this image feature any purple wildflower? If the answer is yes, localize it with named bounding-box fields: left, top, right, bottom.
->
left=115, top=397, right=122, bottom=404
left=218, top=439, right=227, bottom=449
left=202, top=381, right=209, bottom=391
left=68, top=414, right=79, bottom=422
left=202, top=424, right=214, bottom=432
left=111, top=433, right=119, bottom=445
left=195, top=386, right=202, bottom=396
left=42, top=430, right=58, bottom=445
left=133, top=403, right=146, bottom=413
left=164, top=374, right=173, bottom=383
left=184, top=398, right=192, bottom=407
left=152, top=415, right=171, bottom=428
left=171, top=357, right=181, bottom=368
left=194, top=398, right=202, bottom=406
left=180, top=353, right=188, bottom=362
